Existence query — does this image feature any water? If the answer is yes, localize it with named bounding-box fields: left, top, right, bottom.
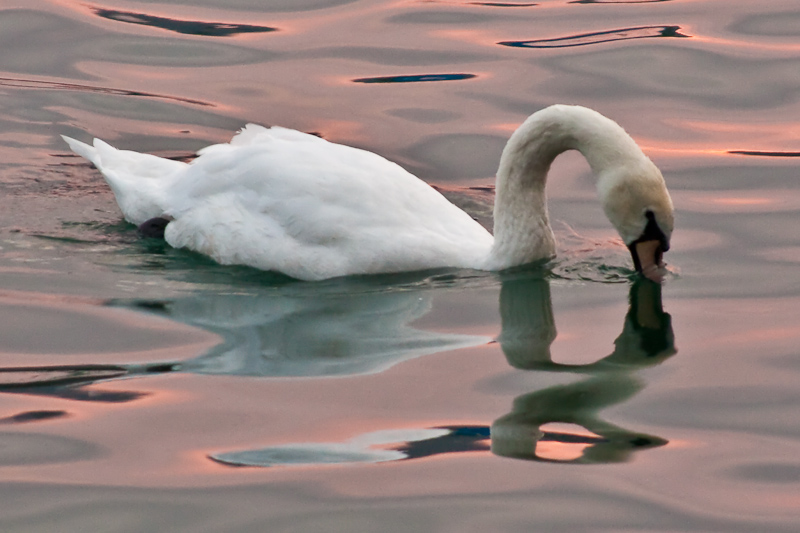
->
left=1, top=0, right=800, bottom=530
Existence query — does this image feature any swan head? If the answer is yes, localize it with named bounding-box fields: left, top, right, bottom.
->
left=598, top=160, right=674, bottom=282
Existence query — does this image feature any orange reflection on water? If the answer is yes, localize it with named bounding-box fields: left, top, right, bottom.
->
left=708, top=197, right=772, bottom=207
left=536, top=423, right=600, bottom=462
left=658, top=118, right=800, bottom=157
left=534, top=441, right=587, bottom=462
left=677, top=189, right=800, bottom=214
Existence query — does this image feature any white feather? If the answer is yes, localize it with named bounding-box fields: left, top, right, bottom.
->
left=63, top=105, right=673, bottom=281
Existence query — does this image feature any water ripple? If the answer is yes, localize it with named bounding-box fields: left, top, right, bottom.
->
left=729, top=150, right=800, bottom=158
left=0, top=410, right=67, bottom=425
left=499, top=25, right=689, bottom=48
left=353, top=73, right=476, bottom=84
left=470, top=2, right=538, bottom=6
left=90, top=7, right=278, bottom=37
left=0, top=77, right=212, bottom=107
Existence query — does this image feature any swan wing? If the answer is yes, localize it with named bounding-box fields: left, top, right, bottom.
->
left=163, top=127, right=493, bottom=280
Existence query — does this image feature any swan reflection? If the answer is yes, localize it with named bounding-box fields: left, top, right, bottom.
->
left=142, top=283, right=488, bottom=377
left=492, top=277, right=676, bottom=464
left=499, top=277, right=675, bottom=373
left=0, top=277, right=489, bottom=399
left=0, top=272, right=674, bottom=466
left=210, top=277, right=676, bottom=467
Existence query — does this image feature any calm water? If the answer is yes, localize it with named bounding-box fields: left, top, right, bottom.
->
left=1, top=0, right=799, bottom=530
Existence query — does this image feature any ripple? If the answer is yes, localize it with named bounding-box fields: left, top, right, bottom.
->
left=90, top=7, right=278, bottom=37
left=0, top=10, right=272, bottom=78
left=0, top=77, right=211, bottom=107
left=0, top=410, right=68, bottom=424
left=353, top=73, right=476, bottom=84
left=470, top=2, right=538, bottom=6
left=0, top=365, right=128, bottom=388
left=539, top=45, right=800, bottom=109
left=499, top=25, right=689, bottom=48
left=728, top=150, right=800, bottom=157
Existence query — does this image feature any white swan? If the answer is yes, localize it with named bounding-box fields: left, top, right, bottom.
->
left=62, top=105, right=673, bottom=282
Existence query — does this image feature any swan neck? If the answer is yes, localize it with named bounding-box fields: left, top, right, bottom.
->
left=487, top=105, right=648, bottom=270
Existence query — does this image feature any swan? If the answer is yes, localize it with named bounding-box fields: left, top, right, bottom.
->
left=62, top=104, right=674, bottom=282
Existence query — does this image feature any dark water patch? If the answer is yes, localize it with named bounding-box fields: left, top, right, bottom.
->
left=10, top=387, right=146, bottom=403
left=729, top=150, right=800, bottom=158
left=353, top=73, right=476, bottom=84
left=470, top=2, right=538, bottom=6
left=0, top=363, right=180, bottom=402
left=91, top=7, right=278, bottom=37
left=0, top=410, right=68, bottom=425
left=0, top=365, right=129, bottom=388
left=131, top=0, right=360, bottom=12
left=499, top=25, right=689, bottom=48
left=0, top=77, right=211, bottom=107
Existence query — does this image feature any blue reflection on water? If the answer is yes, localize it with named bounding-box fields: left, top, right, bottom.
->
left=353, top=73, right=477, bottom=84
left=91, top=7, right=278, bottom=37
left=499, top=25, right=689, bottom=48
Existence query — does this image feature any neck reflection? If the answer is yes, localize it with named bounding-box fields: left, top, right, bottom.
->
left=492, top=277, right=676, bottom=464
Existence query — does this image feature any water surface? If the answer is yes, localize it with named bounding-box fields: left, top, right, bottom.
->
left=1, top=0, right=800, bottom=530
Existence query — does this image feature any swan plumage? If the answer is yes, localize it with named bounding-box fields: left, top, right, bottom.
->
left=62, top=105, right=673, bottom=281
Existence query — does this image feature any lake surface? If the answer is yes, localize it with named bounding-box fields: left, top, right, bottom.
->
left=1, top=0, right=800, bottom=530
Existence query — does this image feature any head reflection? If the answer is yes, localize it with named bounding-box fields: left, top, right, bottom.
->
left=492, top=277, right=676, bottom=464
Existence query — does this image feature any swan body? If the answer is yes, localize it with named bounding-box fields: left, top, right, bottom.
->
left=62, top=105, right=674, bottom=281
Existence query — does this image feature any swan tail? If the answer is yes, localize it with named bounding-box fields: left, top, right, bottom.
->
left=62, top=135, right=187, bottom=225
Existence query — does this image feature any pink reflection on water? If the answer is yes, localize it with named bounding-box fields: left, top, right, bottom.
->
left=535, top=422, right=601, bottom=462
left=678, top=190, right=800, bottom=214
left=641, top=118, right=800, bottom=158
left=758, top=246, right=800, bottom=264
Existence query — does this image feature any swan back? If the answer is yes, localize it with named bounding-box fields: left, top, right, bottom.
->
left=161, top=127, right=493, bottom=280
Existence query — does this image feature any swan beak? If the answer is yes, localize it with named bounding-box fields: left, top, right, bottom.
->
left=630, top=240, right=665, bottom=283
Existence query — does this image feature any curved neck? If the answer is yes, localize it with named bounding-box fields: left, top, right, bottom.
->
left=486, top=105, right=648, bottom=270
